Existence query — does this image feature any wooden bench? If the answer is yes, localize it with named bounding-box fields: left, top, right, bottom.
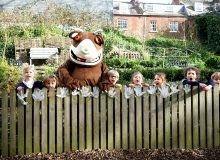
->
left=29, top=48, right=59, bottom=64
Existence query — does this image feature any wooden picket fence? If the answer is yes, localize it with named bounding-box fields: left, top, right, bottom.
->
left=0, top=86, right=220, bottom=157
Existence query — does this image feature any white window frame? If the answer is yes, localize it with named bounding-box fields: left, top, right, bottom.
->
left=117, top=19, right=128, bottom=30
left=150, top=20, right=157, bottom=32
left=194, top=2, right=203, bottom=12
left=169, top=21, right=178, bottom=32
left=144, top=4, right=154, bottom=12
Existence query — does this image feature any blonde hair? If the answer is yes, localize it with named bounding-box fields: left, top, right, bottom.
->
left=108, top=70, right=119, bottom=78
left=22, top=63, right=36, bottom=74
left=154, top=72, right=167, bottom=83
left=211, top=72, right=220, bottom=80
left=131, top=71, right=144, bottom=81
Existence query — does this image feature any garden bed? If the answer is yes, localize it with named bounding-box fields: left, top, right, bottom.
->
left=3, top=148, right=220, bottom=160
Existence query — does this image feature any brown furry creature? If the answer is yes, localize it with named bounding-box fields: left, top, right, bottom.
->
left=57, top=29, right=112, bottom=91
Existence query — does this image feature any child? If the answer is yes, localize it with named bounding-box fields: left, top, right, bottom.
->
left=128, top=71, right=148, bottom=87
left=16, top=63, right=43, bottom=92
left=211, top=72, right=220, bottom=86
left=107, top=70, right=122, bottom=89
left=43, top=74, right=59, bottom=89
left=182, top=66, right=213, bottom=91
left=153, top=72, right=168, bottom=87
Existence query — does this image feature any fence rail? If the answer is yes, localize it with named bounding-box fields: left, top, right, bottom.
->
left=0, top=86, right=219, bottom=157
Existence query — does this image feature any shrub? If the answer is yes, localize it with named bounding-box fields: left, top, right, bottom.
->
left=205, top=56, right=220, bottom=69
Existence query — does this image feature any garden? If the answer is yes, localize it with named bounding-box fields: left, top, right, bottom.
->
left=1, top=3, right=220, bottom=159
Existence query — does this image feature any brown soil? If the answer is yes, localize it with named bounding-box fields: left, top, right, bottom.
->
left=3, top=148, right=220, bottom=160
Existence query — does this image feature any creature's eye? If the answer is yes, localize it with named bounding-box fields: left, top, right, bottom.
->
left=74, top=35, right=81, bottom=42
left=94, top=35, right=104, bottom=46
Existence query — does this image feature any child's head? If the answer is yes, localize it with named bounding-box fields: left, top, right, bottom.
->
left=184, top=66, right=200, bottom=81
left=43, top=75, right=58, bottom=88
left=131, top=71, right=144, bottom=85
left=108, top=70, right=119, bottom=85
left=211, top=72, right=220, bottom=85
left=154, top=72, right=166, bottom=86
left=22, top=63, right=36, bottom=81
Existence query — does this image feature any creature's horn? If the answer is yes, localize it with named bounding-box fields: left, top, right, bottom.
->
left=73, top=28, right=84, bottom=32
left=94, top=29, right=103, bottom=34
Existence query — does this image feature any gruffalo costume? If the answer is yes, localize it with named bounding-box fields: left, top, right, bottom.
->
left=57, top=29, right=112, bottom=91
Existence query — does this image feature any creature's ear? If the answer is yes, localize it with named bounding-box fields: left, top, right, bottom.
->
left=69, top=28, right=84, bottom=39
left=94, top=34, right=104, bottom=45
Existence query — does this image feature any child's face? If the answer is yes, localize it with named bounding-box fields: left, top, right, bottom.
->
left=109, top=74, right=119, bottom=85
left=186, top=69, right=197, bottom=81
left=45, top=78, right=57, bottom=88
left=23, top=69, right=35, bottom=81
left=154, top=75, right=163, bottom=86
left=214, top=79, right=220, bottom=85
left=132, top=74, right=143, bottom=85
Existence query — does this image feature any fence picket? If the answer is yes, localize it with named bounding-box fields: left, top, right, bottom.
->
left=33, top=96, right=40, bottom=153
left=164, top=96, right=171, bottom=149
left=64, top=95, right=71, bottom=151
left=41, top=89, right=48, bottom=153
left=192, top=87, right=199, bottom=148
left=150, top=94, right=157, bottom=149
left=178, top=89, right=185, bottom=148
left=143, top=92, right=150, bottom=149
left=108, top=96, right=114, bottom=149
left=213, top=86, right=220, bottom=147
left=93, top=95, right=99, bottom=149
left=171, top=93, right=178, bottom=148
left=206, top=89, right=213, bottom=148
left=9, top=90, right=16, bottom=156
left=136, top=96, right=142, bottom=149
left=26, top=90, right=33, bottom=154
left=1, top=91, right=8, bottom=157
left=185, top=88, right=192, bottom=149
left=121, top=87, right=128, bottom=149
left=157, top=95, right=164, bottom=149
left=86, top=96, right=92, bottom=150
left=199, top=90, right=206, bottom=148
left=49, top=89, right=56, bottom=153
left=115, top=88, right=121, bottom=149
left=71, top=95, right=78, bottom=150
left=129, top=95, right=135, bottom=149
left=100, top=93, right=107, bottom=149
left=79, top=96, right=85, bottom=150
left=56, top=89, right=63, bottom=153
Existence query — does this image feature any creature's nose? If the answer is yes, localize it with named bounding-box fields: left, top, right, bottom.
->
left=81, top=47, right=90, bottom=55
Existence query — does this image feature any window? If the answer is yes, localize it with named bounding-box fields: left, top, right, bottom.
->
left=150, top=21, right=157, bottom=32
left=194, top=2, right=203, bottom=12
left=144, top=4, right=154, bottom=12
left=169, top=21, right=178, bottom=32
left=118, top=19, right=128, bottom=30
left=166, top=6, right=173, bottom=12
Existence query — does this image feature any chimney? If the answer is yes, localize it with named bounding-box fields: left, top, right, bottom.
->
left=131, top=0, right=139, bottom=3
left=172, top=0, right=180, bottom=5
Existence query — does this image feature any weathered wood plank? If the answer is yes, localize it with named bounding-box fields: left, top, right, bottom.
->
left=143, top=92, right=150, bottom=149
left=172, top=93, right=178, bottom=149
left=107, top=96, right=114, bottom=149
left=64, top=95, right=70, bottom=151
left=9, top=90, right=17, bottom=156
left=157, top=95, right=163, bottom=149
left=213, top=86, right=220, bottom=147
left=71, top=95, right=78, bottom=150
left=164, top=96, right=171, bottom=149
left=185, top=88, right=192, bottom=149
left=33, top=97, right=40, bottom=153
left=93, top=95, right=99, bottom=149
left=206, top=89, right=213, bottom=148
left=150, top=94, right=157, bottom=149
left=199, top=90, right=206, bottom=148
left=25, top=89, right=32, bottom=154
left=129, top=95, right=135, bottom=149
left=136, top=96, right=142, bottom=149
left=121, top=87, right=128, bottom=149
left=1, top=90, right=8, bottom=157
left=178, top=89, right=185, bottom=148
left=41, top=88, right=48, bottom=153
left=115, top=88, right=121, bottom=149
left=79, top=96, right=85, bottom=150
left=192, top=87, right=199, bottom=148
left=86, top=96, right=92, bottom=150
left=49, top=89, right=56, bottom=153
left=56, top=88, right=63, bottom=153
left=100, top=93, right=107, bottom=149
